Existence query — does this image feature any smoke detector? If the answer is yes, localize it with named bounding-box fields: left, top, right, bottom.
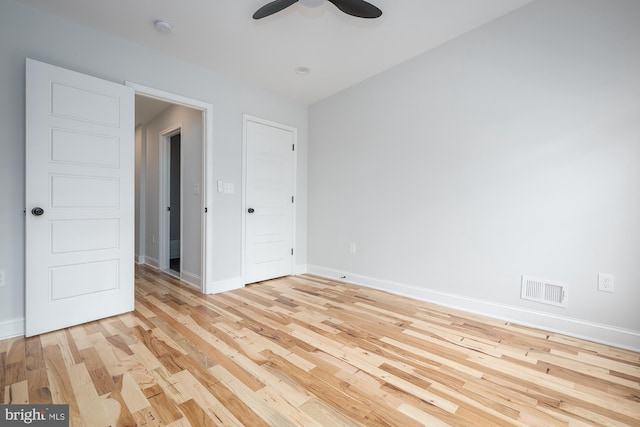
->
left=154, top=19, right=173, bottom=34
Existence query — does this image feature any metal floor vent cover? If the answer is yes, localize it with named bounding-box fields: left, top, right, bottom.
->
left=521, top=276, right=568, bottom=308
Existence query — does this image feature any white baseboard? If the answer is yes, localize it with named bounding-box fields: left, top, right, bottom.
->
left=206, top=276, right=243, bottom=294
left=0, top=318, right=24, bottom=340
left=307, top=265, right=640, bottom=352
left=294, top=264, right=308, bottom=275
left=182, top=271, right=201, bottom=289
left=140, top=261, right=202, bottom=291
left=144, top=256, right=160, bottom=269
left=135, top=255, right=145, bottom=264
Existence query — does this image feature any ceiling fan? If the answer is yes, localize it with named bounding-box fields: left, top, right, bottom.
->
left=253, top=0, right=382, bottom=20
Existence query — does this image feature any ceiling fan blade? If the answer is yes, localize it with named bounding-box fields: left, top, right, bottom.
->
left=327, top=0, right=382, bottom=18
left=253, top=0, right=299, bottom=19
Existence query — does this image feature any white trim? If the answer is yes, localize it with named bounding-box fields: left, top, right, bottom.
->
left=294, top=264, right=308, bottom=275
left=143, top=261, right=204, bottom=292
left=307, top=265, right=640, bottom=352
left=242, top=115, right=298, bottom=285
left=135, top=255, right=146, bottom=264
left=126, top=82, right=213, bottom=294
left=0, top=318, right=25, bottom=340
left=181, top=270, right=202, bottom=289
left=209, top=277, right=244, bottom=294
left=143, top=256, right=160, bottom=269
left=141, top=261, right=162, bottom=273
left=163, top=268, right=180, bottom=280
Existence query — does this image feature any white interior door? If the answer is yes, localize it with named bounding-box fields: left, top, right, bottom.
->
left=244, top=117, right=296, bottom=284
left=25, top=59, right=135, bottom=337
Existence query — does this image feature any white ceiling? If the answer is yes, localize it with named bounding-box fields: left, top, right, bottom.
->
left=18, top=0, right=533, bottom=105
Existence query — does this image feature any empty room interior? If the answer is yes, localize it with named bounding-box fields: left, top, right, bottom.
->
left=1, top=0, right=639, bottom=425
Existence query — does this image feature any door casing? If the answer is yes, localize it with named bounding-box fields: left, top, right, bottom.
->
left=126, top=82, right=214, bottom=294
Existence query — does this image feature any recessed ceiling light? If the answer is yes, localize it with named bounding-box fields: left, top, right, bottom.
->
left=154, top=19, right=173, bottom=34
left=295, top=66, right=311, bottom=75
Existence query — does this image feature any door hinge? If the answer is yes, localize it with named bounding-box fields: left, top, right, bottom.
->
left=291, top=196, right=294, bottom=203
left=291, top=248, right=294, bottom=256
left=292, top=144, right=295, bottom=151
left=167, top=207, right=171, bottom=211
left=204, top=207, right=208, bottom=213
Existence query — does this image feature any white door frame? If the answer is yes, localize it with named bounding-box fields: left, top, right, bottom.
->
left=159, top=125, right=182, bottom=275
left=126, top=82, right=214, bottom=294
left=241, top=114, right=297, bottom=284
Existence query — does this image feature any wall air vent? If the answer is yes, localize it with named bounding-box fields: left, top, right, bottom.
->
left=521, top=275, right=568, bottom=308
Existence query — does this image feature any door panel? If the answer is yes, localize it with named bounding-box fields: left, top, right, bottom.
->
left=51, top=129, right=120, bottom=167
left=51, top=81, right=121, bottom=125
left=25, top=59, right=135, bottom=337
left=244, top=119, right=295, bottom=284
left=50, top=219, right=119, bottom=253
left=50, top=175, right=119, bottom=207
left=50, top=260, right=119, bottom=300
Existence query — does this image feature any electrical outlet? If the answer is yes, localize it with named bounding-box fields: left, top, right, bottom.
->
left=598, top=273, right=614, bottom=292
left=0, top=270, right=6, bottom=287
left=349, top=243, right=356, bottom=255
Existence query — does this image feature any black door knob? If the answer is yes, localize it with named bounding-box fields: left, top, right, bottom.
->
left=31, top=207, right=44, bottom=216
left=247, top=208, right=255, bottom=213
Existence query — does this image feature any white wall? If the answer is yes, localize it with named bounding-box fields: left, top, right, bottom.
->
left=0, top=0, right=308, bottom=337
left=308, top=0, right=640, bottom=349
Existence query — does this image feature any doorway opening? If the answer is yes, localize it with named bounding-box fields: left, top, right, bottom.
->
left=131, top=82, right=214, bottom=294
left=168, top=131, right=181, bottom=276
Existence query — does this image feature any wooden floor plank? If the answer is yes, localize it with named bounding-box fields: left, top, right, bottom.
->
left=26, top=368, right=51, bottom=404
left=177, top=399, right=217, bottom=427
left=1, top=265, right=638, bottom=426
left=4, top=379, right=28, bottom=404
left=42, top=345, right=82, bottom=426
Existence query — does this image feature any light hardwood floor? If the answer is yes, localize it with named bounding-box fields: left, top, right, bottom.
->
left=2, top=265, right=639, bottom=426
